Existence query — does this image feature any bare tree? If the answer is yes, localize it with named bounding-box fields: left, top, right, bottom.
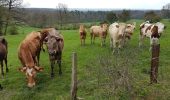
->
left=3, top=0, right=23, bottom=35
left=56, top=3, right=68, bottom=28
left=162, top=3, right=170, bottom=19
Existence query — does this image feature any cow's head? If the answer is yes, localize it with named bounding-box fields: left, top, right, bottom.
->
left=125, top=23, right=136, bottom=33
left=101, top=23, right=108, bottom=31
left=44, top=35, right=64, bottom=58
left=0, top=37, right=7, bottom=48
left=19, top=66, right=43, bottom=88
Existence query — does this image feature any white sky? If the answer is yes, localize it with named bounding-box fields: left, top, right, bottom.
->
left=23, top=0, right=170, bottom=10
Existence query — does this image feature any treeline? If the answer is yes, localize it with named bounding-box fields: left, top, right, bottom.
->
left=0, top=1, right=170, bottom=35
left=24, top=8, right=161, bottom=27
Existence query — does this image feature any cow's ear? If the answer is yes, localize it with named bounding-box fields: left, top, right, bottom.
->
left=34, top=66, right=43, bottom=72
left=19, top=67, right=27, bottom=73
left=116, top=25, right=119, bottom=28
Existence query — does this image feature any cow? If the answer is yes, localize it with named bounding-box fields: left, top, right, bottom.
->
left=125, top=23, right=136, bottom=40
left=0, top=37, right=8, bottom=77
left=79, top=24, right=87, bottom=46
left=18, top=29, right=49, bottom=88
left=109, top=22, right=127, bottom=53
left=155, top=22, right=166, bottom=34
left=44, top=28, right=64, bottom=77
left=139, top=22, right=162, bottom=48
left=90, top=23, right=108, bottom=46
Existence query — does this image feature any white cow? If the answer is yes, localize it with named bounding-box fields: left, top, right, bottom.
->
left=109, top=22, right=136, bottom=53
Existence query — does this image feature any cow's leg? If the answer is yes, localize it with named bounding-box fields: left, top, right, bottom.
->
left=92, top=36, right=95, bottom=44
left=80, top=39, right=82, bottom=46
left=37, top=51, right=40, bottom=66
left=58, top=52, right=62, bottom=75
left=139, top=35, right=144, bottom=47
left=1, top=61, right=4, bottom=77
left=112, top=40, right=117, bottom=53
left=101, top=38, right=103, bottom=47
left=50, top=61, right=55, bottom=77
left=90, top=34, right=93, bottom=44
left=110, top=38, right=113, bottom=50
left=83, top=39, right=85, bottom=46
left=57, top=60, right=62, bottom=75
left=5, top=57, right=8, bottom=73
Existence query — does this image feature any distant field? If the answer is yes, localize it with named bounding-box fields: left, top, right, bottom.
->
left=0, top=19, right=170, bottom=100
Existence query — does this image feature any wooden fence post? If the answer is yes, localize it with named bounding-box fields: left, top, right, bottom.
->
left=71, top=52, right=77, bottom=100
left=150, top=44, right=160, bottom=84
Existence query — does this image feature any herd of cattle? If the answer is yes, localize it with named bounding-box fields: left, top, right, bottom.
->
left=0, top=21, right=166, bottom=88
left=80, top=21, right=166, bottom=52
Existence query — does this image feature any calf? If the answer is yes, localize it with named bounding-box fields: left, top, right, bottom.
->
left=90, top=23, right=108, bottom=46
left=44, top=28, right=64, bottom=77
left=79, top=24, right=87, bottom=46
left=0, top=37, right=8, bottom=77
left=18, top=29, right=49, bottom=87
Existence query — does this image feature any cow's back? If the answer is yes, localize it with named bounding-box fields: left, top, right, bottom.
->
left=90, top=26, right=101, bottom=36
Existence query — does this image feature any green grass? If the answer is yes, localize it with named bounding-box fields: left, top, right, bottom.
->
left=0, top=19, right=170, bottom=100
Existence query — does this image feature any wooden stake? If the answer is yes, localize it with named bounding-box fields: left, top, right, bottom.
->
left=71, top=52, right=77, bottom=100
left=150, top=44, right=160, bottom=84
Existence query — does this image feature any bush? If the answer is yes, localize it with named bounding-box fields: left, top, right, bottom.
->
left=9, top=25, right=18, bottom=35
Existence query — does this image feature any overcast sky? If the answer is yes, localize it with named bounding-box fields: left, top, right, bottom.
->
left=23, top=0, right=170, bottom=10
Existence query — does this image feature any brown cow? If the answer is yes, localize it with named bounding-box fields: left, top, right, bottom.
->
left=90, top=23, right=108, bottom=46
left=18, top=29, right=49, bottom=88
left=44, top=28, right=64, bottom=77
left=0, top=37, right=8, bottom=77
left=139, top=22, right=160, bottom=48
left=79, top=24, right=87, bottom=46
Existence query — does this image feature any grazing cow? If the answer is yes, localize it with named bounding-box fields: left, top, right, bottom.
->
left=79, top=24, right=87, bottom=46
left=0, top=37, right=8, bottom=77
left=18, top=29, right=49, bottom=87
left=139, top=22, right=161, bottom=48
left=44, top=28, right=64, bottom=77
left=90, top=23, right=108, bottom=46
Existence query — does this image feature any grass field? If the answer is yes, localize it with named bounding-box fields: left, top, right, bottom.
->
left=0, top=19, right=170, bottom=100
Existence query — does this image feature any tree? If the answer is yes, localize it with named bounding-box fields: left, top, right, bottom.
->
left=162, top=3, right=170, bottom=19
left=118, top=10, right=130, bottom=22
left=3, top=0, right=23, bottom=35
left=106, top=11, right=118, bottom=23
left=56, top=3, right=68, bottom=29
left=144, top=11, right=161, bottom=23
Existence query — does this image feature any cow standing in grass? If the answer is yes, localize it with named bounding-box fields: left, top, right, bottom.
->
left=90, top=23, right=108, bottom=46
left=0, top=37, right=8, bottom=77
left=79, top=24, right=87, bottom=46
left=109, top=22, right=136, bottom=53
left=139, top=21, right=165, bottom=48
left=44, top=28, right=64, bottom=77
left=18, top=29, right=49, bottom=88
